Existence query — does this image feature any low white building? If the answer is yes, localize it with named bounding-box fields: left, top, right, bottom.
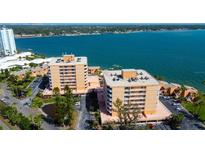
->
left=0, top=52, right=56, bottom=70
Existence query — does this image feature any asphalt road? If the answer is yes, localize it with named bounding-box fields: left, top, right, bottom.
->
left=76, top=95, right=91, bottom=130
left=154, top=122, right=171, bottom=130
left=160, top=96, right=205, bottom=130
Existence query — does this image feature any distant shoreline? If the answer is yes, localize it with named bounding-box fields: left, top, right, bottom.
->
left=15, top=28, right=205, bottom=39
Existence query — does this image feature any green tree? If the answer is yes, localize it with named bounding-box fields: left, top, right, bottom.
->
left=53, top=87, right=60, bottom=96
left=29, top=63, right=38, bottom=68
left=0, top=105, right=37, bottom=130
left=63, top=85, right=75, bottom=125
left=113, top=98, right=140, bottom=129
left=9, top=109, right=20, bottom=125
left=169, top=113, right=184, bottom=129
left=32, top=115, right=42, bottom=129
left=52, top=85, right=76, bottom=126
left=19, top=115, right=32, bottom=130
left=31, top=97, right=43, bottom=108
left=4, top=69, right=10, bottom=78
left=7, top=74, right=18, bottom=83
left=25, top=71, right=32, bottom=81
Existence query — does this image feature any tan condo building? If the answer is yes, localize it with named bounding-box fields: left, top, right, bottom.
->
left=103, top=69, right=160, bottom=116
left=48, top=54, right=88, bottom=94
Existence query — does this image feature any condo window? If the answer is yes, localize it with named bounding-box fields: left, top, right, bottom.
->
left=124, top=95, right=146, bottom=98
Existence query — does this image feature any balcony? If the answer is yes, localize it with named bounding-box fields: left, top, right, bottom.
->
left=106, top=97, right=112, bottom=102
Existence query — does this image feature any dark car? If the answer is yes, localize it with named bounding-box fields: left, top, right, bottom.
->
left=4, top=96, right=9, bottom=99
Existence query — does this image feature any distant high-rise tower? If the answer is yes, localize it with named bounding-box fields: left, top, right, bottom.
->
left=0, top=28, right=17, bottom=56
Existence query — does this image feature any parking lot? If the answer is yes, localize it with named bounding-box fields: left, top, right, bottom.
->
left=160, top=95, right=205, bottom=130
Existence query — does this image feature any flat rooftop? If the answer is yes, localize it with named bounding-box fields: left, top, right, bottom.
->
left=103, top=69, right=159, bottom=87
left=49, top=56, right=87, bottom=65
left=50, top=55, right=87, bottom=65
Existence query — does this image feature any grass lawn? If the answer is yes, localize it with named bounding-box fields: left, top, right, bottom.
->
left=182, top=102, right=205, bottom=121
left=32, top=96, right=56, bottom=108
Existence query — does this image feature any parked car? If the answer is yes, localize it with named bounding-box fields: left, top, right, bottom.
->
left=75, top=102, right=80, bottom=106
left=4, top=96, right=9, bottom=99
left=1, top=98, right=5, bottom=101
left=176, top=107, right=182, bottom=111
left=173, top=103, right=179, bottom=106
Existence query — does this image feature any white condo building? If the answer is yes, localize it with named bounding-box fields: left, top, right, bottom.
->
left=0, top=28, right=17, bottom=56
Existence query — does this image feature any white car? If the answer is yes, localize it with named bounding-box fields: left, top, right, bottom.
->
left=75, top=102, right=80, bottom=106
left=173, top=103, right=179, bottom=106
left=163, top=96, right=168, bottom=99
left=176, top=107, right=182, bottom=111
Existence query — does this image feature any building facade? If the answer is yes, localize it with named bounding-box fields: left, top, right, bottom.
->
left=48, top=54, right=88, bottom=94
left=0, top=28, right=17, bottom=56
left=103, top=69, right=160, bottom=116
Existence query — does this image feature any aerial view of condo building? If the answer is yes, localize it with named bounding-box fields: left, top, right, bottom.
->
left=48, top=54, right=88, bottom=94
left=0, top=24, right=205, bottom=130
left=2, top=2, right=205, bottom=154
left=100, top=69, right=171, bottom=124
left=103, top=69, right=160, bottom=115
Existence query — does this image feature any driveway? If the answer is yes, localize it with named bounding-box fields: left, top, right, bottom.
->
left=76, top=95, right=91, bottom=130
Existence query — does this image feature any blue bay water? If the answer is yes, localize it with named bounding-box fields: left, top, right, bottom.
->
left=15, top=30, right=205, bottom=91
